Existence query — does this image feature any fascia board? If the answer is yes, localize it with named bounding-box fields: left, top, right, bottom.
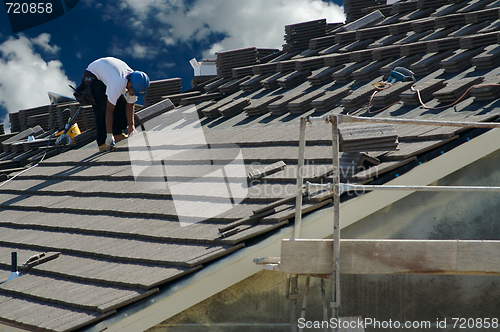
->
left=101, top=128, right=500, bottom=332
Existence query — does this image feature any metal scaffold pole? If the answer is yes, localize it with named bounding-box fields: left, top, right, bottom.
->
left=290, top=117, right=307, bottom=332
left=330, top=115, right=341, bottom=324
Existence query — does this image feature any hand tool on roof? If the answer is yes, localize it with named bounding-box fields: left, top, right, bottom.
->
left=55, top=106, right=83, bottom=146
left=387, top=66, right=415, bottom=84
left=374, top=66, right=416, bottom=89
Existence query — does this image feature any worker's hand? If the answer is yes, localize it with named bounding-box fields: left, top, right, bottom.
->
left=106, top=133, right=115, bottom=150
left=128, top=125, right=137, bottom=136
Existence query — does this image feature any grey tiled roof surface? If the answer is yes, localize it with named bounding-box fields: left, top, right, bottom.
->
left=3, top=0, right=500, bottom=331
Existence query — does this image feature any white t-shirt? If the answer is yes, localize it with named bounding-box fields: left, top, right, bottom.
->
left=87, top=57, right=138, bottom=105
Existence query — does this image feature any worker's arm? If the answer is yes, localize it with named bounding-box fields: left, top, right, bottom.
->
left=105, top=100, right=115, bottom=134
left=126, top=102, right=136, bottom=135
left=105, top=100, right=116, bottom=148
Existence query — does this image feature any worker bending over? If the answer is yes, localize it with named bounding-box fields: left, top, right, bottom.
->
left=80, top=57, right=150, bottom=151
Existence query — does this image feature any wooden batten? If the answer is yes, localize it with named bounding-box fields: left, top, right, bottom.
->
left=280, top=239, right=500, bottom=276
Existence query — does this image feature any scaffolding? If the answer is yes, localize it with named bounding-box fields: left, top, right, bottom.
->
left=255, top=114, right=500, bottom=332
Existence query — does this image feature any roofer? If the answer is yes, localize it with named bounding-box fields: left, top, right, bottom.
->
left=77, top=57, right=150, bottom=152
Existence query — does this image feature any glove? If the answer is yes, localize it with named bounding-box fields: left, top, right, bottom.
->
left=106, top=133, right=115, bottom=150
left=128, top=125, right=137, bottom=136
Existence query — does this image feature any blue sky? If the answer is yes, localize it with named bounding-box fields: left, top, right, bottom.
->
left=0, top=0, right=345, bottom=131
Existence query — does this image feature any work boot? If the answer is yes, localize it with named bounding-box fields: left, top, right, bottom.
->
left=114, top=133, right=128, bottom=143
left=98, top=143, right=109, bottom=152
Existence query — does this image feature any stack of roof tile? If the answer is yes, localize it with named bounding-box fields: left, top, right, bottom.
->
left=219, top=77, right=251, bottom=94
left=283, top=19, right=327, bottom=52
left=202, top=99, right=233, bottom=118
left=9, top=102, right=96, bottom=135
left=18, top=105, right=51, bottom=131
left=335, top=31, right=357, bottom=44
left=435, top=13, right=467, bottom=28
left=450, top=21, right=490, bottom=37
left=339, top=124, right=399, bottom=152
left=277, top=70, right=311, bottom=89
left=372, top=82, right=414, bottom=108
left=459, top=0, right=496, bottom=12
left=344, top=0, right=387, bottom=23
left=219, top=98, right=251, bottom=118
left=362, top=3, right=392, bottom=16
left=8, top=113, right=21, bottom=133
left=324, top=53, right=353, bottom=67
left=180, top=92, right=222, bottom=106
left=400, top=41, right=429, bottom=57
left=350, top=49, right=374, bottom=63
left=352, top=59, right=393, bottom=82
left=427, top=36, right=461, bottom=53
left=295, top=56, right=326, bottom=71
left=370, top=34, right=407, bottom=48
left=159, top=91, right=201, bottom=106
left=183, top=100, right=215, bottom=120
left=333, top=61, right=370, bottom=83
left=440, top=48, right=485, bottom=73
left=411, top=17, right=436, bottom=33
left=372, top=45, right=402, bottom=61
left=472, top=45, right=500, bottom=69
left=460, top=32, right=499, bottom=49
left=144, top=78, right=183, bottom=107
left=341, top=84, right=377, bottom=111
left=390, top=1, right=418, bottom=15
left=257, top=48, right=280, bottom=60
left=262, top=72, right=290, bottom=90
left=240, top=74, right=273, bottom=92
left=309, top=35, right=337, bottom=50
left=287, top=89, right=326, bottom=114
left=268, top=92, right=306, bottom=115
left=215, top=47, right=259, bottom=78
left=342, top=40, right=376, bottom=54
left=191, top=75, right=217, bottom=87
left=471, top=80, right=500, bottom=101
left=204, top=78, right=232, bottom=93
left=308, top=66, right=342, bottom=86
left=244, top=95, right=284, bottom=116
left=417, top=0, right=448, bottom=10
left=400, top=79, right=446, bottom=105
left=433, top=77, right=484, bottom=104
left=277, top=60, right=298, bottom=73
left=410, top=50, right=455, bottom=76
left=422, top=26, right=460, bottom=41
left=356, top=26, right=390, bottom=41
left=252, top=63, right=278, bottom=75
left=388, top=21, right=414, bottom=35
left=232, top=66, right=255, bottom=78
left=465, top=7, right=500, bottom=23
left=311, top=87, right=351, bottom=112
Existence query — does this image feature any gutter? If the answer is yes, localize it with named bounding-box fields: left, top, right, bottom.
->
left=84, top=127, right=500, bottom=331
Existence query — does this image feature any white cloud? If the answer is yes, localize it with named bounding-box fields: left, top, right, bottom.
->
left=0, top=34, right=75, bottom=129
left=109, top=40, right=159, bottom=60
left=118, top=0, right=345, bottom=58
left=31, top=33, right=60, bottom=54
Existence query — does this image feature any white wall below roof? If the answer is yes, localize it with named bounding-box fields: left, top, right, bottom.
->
left=103, top=128, right=500, bottom=332
left=194, top=62, right=217, bottom=76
